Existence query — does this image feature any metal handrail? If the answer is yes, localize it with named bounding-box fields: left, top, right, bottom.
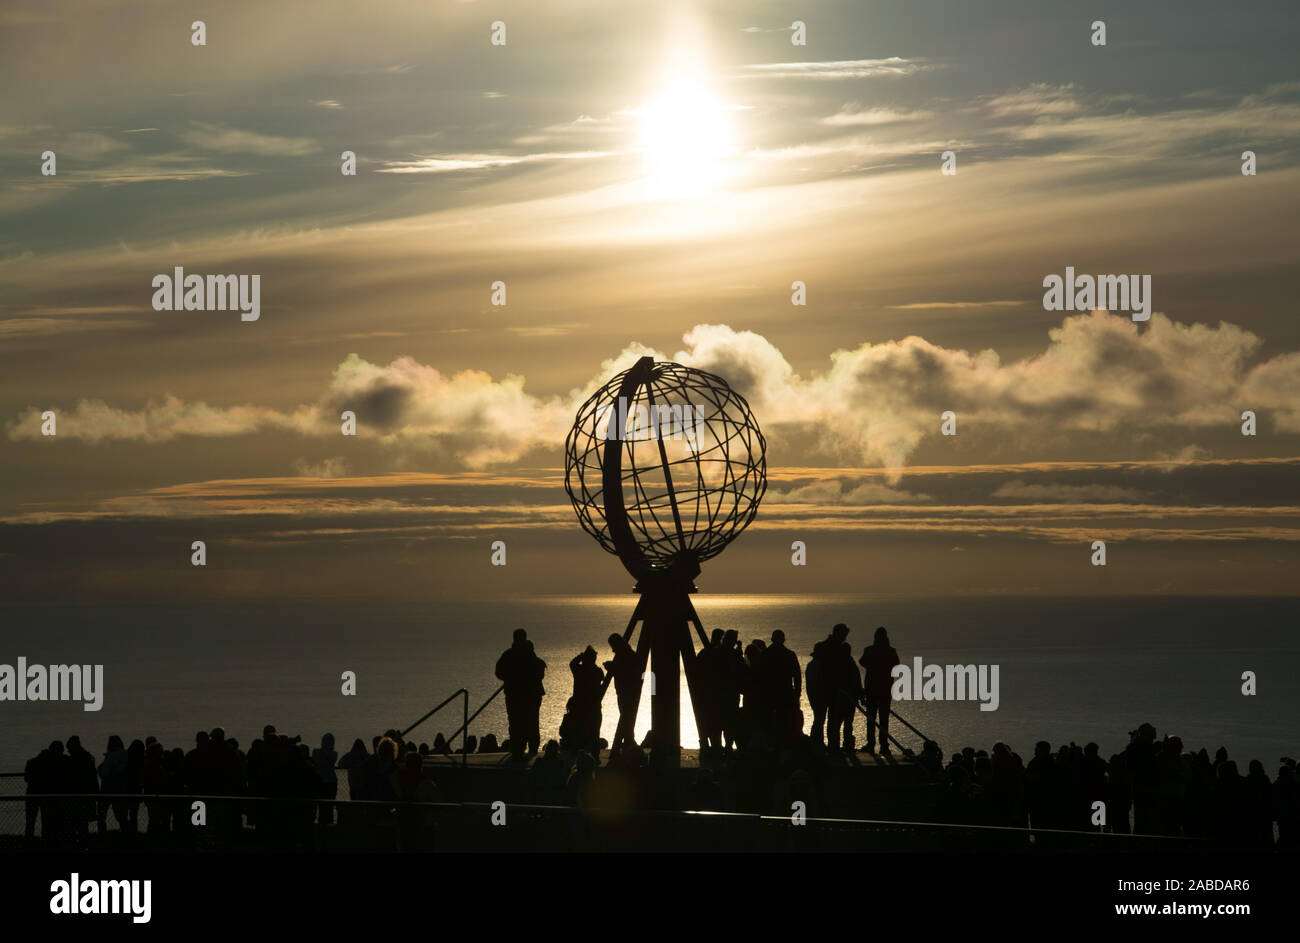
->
left=0, top=793, right=1198, bottom=842
left=442, top=684, right=504, bottom=747
left=838, top=688, right=919, bottom=758
left=400, top=688, right=469, bottom=767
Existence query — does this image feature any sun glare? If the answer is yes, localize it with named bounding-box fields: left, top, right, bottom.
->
left=637, top=78, right=735, bottom=200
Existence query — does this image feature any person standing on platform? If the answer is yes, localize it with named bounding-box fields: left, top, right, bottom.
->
left=605, top=633, right=641, bottom=753
left=859, top=626, right=901, bottom=755
left=496, top=629, right=546, bottom=760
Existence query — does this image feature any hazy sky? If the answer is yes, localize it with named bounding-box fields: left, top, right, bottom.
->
left=3, top=0, right=1299, bottom=601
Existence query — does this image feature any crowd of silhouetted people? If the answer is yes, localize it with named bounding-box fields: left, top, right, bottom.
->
left=923, top=726, right=1298, bottom=847
left=14, top=624, right=1297, bottom=851
left=499, top=623, right=902, bottom=761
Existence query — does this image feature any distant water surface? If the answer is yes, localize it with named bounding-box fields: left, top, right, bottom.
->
left=1, top=595, right=1296, bottom=787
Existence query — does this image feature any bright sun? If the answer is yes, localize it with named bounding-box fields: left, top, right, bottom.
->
left=637, top=79, right=734, bottom=200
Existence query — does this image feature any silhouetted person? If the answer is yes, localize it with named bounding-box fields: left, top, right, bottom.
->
left=695, top=629, right=725, bottom=751
left=858, top=626, right=900, bottom=755
left=567, top=645, right=605, bottom=755
left=495, top=628, right=547, bottom=759
left=24, top=741, right=62, bottom=842
left=757, top=629, right=802, bottom=740
left=989, top=741, right=1026, bottom=826
left=825, top=627, right=860, bottom=755
left=1274, top=762, right=1298, bottom=849
left=605, top=633, right=641, bottom=753
left=312, top=733, right=339, bottom=825
left=1025, top=740, right=1065, bottom=829
left=718, top=630, right=745, bottom=750
left=805, top=630, right=836, bottom=747
left=1210, top=759, right=1246, bottom=846
left=530, top=740, right=569, bottom=804
left=1125, top=723, right=1158, bottom=834
left=97, top=735, right=130, bottom=833
left=1107, top=751, right=1132, bottom=834
left=1080, top=742, right=1109, bottom=829
left=64, top=735, right=97, bottom=844
left=122, top=739, right=144, bottom=833
left=1244, top=759, right=1273, bottom=847
left=141, top=742, right=169, bottom=835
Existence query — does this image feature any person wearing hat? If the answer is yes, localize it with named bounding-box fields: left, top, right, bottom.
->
left=858, top=626, right=900, bottom=755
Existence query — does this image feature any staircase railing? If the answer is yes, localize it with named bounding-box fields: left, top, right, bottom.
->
left=400, top=689, right=469, bottom=768
left=442, top=684, right=504, bottom=748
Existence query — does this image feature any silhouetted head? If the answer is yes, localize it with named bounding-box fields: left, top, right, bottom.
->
left=262, top=725, right=277, bottom=740
left=513, top=628, right=528, bottom=644
left=543, top=739, right=559, bottom=757
left=832, top=623, right=849, bottom=642
left=723, top=629, right=739, bottom=644
left=377, top=737, right=398, bottom=762
left=107, top=735, right=124, bottom=753
left=350, top=738, right=365, bottom=753
left=581, top=645, right=597, bottom=663
left=321, top=733, right=335, bottom=750
left=771, top=629, right=786, bottom=645
left=67, top=736, right=82, bottom=752
left=210, top=727, right=225, bottom=744
left=608, top=632, right=622, bottom=649
left=873, top=626, right=888, bottom=645
left=49, top=740, right=64, bottom=755
left=711, top=629, right=724, bottom=646
left=1034, top=741, right=1051, bottom=757
left=1084, top=742, right=1099, bottom=757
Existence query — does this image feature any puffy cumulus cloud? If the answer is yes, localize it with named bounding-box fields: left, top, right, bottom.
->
left=9, top=313, right=1300, bottom=471
left=320, top=353, right=575, bottom=466
left=665, top=313, right=1297, bottom=473
left=5, top=353, right=575, bottom=467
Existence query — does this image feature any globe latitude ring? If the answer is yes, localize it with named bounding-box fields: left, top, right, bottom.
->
left=563, top=355, right=767, bottom=583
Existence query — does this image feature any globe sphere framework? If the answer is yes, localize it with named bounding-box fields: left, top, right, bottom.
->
left=564, top=358, right=767, bottom=574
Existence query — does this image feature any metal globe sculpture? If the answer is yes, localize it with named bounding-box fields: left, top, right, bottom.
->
left=563, top=356, right=767, bottom=770
left=564, top=357, right=766, bottom=579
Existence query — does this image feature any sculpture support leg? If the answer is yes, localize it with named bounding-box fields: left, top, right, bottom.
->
left=648, top=593, right=681, bottom=770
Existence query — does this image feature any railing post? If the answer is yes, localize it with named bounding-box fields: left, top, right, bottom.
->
left=461, top=688, right=469, bottom=769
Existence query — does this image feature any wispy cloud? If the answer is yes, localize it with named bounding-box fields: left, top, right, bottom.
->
left=739, top=57, right=934, bottom=80
left=180, top=121, right=319, bottom=156
left=821, top=104, right=936, bottom=126
left=377, top=150, right=618, bottom=174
